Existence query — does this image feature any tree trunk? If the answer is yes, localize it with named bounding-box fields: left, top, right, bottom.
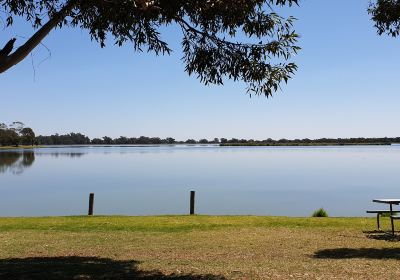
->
left=0, top=0, right=78, bottom=74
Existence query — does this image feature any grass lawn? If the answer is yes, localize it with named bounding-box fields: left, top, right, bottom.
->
left=0, top=215, right=400, bottom=279
left=0, top=146, right=39, bottom=150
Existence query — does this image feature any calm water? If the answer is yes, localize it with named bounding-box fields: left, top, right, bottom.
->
left=1, top=145, right=400, bottom=217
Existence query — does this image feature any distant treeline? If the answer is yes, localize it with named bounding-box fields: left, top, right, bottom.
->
left=35, top=134, right=400, bottom=146
left=35, top=134, right=221, bottom=145
left=36, top=133, right=91, bottom=145
left=2, top=121, right=400, bottom=147
left=219, top=137, right=399, bottom=146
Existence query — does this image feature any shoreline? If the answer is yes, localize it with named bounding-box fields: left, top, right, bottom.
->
left=0, top=214, right=372, bottom=218
left=219, top=142, right=392, bottom=147
left=0, top=145, right=42, bottom=150
left=0, top=143, right=395, bottom=150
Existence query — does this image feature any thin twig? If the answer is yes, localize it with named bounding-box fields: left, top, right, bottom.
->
left=16, top=35, right=52, bottom=80
left=30, top=52, right=36, bottom=81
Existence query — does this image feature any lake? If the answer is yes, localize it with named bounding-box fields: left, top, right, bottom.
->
left=1, top=145, right=400, bottom=217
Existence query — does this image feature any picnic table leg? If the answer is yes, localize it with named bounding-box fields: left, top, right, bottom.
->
left=377, top=213, right=380, bottom=230
left=390, top=204, right=395, bottom=235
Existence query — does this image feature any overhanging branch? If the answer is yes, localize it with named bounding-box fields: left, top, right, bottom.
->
left=0, top=0, right=78, bottom=74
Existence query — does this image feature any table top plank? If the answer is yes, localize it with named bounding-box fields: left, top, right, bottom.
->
left=373, top=199, right=400, bottom=204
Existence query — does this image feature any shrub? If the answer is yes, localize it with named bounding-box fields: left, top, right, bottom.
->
left=312, top=208, right=328, bottom=217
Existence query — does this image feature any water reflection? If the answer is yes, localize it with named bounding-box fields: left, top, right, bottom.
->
left=48, top=152, right=85, bottom=158
left=0, top=151, right=85, bottom=174
left=0, top=152, right=35, bottom=175
left=1, top=146, right=400, bottom=217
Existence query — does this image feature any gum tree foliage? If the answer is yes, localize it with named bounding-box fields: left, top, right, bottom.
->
left=9, top=121, right=25, bottom=134
left=369, top=0, right=400, bottom=36
left=0, top=127, right=19, bottom=146
left=0, top=122, right=36, bottom=146
left=20, top=127, right=36, bottom=145
left=0, top=0, right=300, bottom=96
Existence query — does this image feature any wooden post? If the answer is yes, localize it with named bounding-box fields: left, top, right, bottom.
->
left=88, top=193, right=94, bottom=216
left=190, top=191, right=195, bottom=215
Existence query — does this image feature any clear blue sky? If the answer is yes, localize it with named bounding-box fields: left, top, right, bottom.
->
left=1, top=0, right=400, bottom=140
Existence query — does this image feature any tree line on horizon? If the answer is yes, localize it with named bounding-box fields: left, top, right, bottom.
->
left=30, top=134, right=400, bottom=146
left=35, top=134, right=220, bottom=145
left=26, top=132, right=400, bottom=146
left=3, top=122, right=400, bottom=146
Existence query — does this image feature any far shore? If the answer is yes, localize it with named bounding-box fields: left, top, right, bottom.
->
left=0, top=143, right=395, bottom=150
left=0, top=145, right=41, bottom=150
left=219, top=142, right=393, bottom=147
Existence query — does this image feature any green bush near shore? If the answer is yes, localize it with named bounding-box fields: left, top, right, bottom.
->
left=312, top=208, right=329, bottom=217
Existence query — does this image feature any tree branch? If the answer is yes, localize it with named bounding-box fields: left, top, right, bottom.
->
left=0, top=38, right=16, bottom=57
left=176, top=17, right=271, bottom=49
left=0, top=0, right=78, bottom=74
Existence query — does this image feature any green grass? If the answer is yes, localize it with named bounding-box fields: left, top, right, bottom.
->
left=0, top=215, right=370, bottom=232
left=1, top=215, right=399, bottom=279
left=0, top=145, right=40, bottom=149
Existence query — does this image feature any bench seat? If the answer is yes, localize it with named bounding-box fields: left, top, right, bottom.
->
left=366, top=210, right=400, bottom=230
left=366, top=210, right=400, bottom=214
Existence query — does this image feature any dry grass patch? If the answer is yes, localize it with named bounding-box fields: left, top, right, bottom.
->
left=0, top=216, right=400, bottom=279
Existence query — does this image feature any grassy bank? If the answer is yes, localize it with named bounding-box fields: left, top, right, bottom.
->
left=0, top=145, right=40, bottom=150
left=1, top=215, right=400, bottom=279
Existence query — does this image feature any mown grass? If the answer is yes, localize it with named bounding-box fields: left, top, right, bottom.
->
left=1, top=215, right=400, bottom=279
left=0, top=215, right=372, bottom=232
left=0, top=145, right=40, bottom=150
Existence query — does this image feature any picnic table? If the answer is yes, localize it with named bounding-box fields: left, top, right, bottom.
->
left=371, top=199, right=400, bottom=235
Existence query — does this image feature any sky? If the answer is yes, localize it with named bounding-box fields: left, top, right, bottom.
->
left=1, top=0, right=400, bottom=140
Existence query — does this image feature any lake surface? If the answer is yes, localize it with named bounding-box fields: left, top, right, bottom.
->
left=1, top=145, right=400, bottom=217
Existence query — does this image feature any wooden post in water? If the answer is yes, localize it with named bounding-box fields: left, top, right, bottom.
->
left=88, top=193, right=94, bottom=216
left=190, top=191, right=195, bottom=215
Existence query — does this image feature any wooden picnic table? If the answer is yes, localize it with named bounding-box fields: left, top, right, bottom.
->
left=372, top=199, right=400, bottom=235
